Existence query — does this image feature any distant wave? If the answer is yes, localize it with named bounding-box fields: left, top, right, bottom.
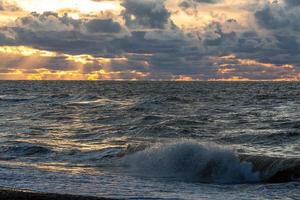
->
left=0, top=95, right=36, bottom=102
left=0, top=142, right=53, bottom=158
left=122, top=141, right=300, bottom=184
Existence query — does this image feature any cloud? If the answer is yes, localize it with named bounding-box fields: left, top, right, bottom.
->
left=211, top=54, right=299, bottom=81
left=85, top=18, right=122, bottom=33
left=179, top=0, right=221, bottom=9
left=15, top=12, right=80, bottom=32
left=255, top=3, right=300, bottom=31
left=0, top=0, right=299, bottom=80
left=0, top=12, right=129, bottom=55
left=0, top=8, right=206, bottom=77
left=285, top=0, right=300, bottom=6
left=0, top=45, right=152, bottom=80
left=0, top=0, right=21, bottom=11
left=122, top=0, right=171, bottom=29
left=253, top=2, right=300, bottom=67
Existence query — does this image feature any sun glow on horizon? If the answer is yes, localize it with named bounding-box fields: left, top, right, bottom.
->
left=17, top=0, right=121, bottom=14
left=0, top=1, right=299, bottom=81
left=0, top=45, right=150, bottom=80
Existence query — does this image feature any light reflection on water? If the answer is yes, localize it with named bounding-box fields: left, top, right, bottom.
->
left=0, top=81, right=299, bottom=199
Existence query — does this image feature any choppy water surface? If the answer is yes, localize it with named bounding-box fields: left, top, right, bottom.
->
left=0, top=81, right=299, bottom=199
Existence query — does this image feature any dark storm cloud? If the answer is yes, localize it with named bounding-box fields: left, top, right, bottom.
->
left=179, top=0, right=220, bottom=9
left=0, top=5, right=208, bottom=77
left=194, top=0, right=220, bottom=3
left=253, top=2, right=300, bottom=67
left=0, top=10, right=292, bottom=80
left=0, top=0, right=299, bottom=80
left=285, top=0, right=300, bottom=6
left=0, top=51, right=76, bottom=71
left=85, top=19, right=122, bottom=33
left=198, top=20, right=263, bottom=56
left=122, top=0, right=171, bottom=29
left=255, top=5, right=300, bottom=31
left=107, top=29, right=210, bottom=76
left=0, top=12, right=128, bottom=56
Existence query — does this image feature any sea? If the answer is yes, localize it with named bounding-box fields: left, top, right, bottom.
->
left=0, top=81, right=299, bottom=200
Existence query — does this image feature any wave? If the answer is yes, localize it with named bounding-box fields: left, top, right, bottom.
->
left=239, top=154, right=300, bottom=183
left=122, top=141, right=300, bottom=184
left=0, top=142, right=53, bottom=158
left=219, top=130, right=300, bottom=145
left=122, top=141, right=260, bottom=184
left=0, top=95, right=36, bottom=102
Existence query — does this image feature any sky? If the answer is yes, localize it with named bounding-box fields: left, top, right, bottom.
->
left=0, top=0, right=299, bottom=80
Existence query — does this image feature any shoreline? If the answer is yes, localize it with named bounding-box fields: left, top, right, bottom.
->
left=0, top=188, right=118, bottom=200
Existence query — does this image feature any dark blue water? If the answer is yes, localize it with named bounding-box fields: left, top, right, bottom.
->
left=0, top=81, right=299, bottom=199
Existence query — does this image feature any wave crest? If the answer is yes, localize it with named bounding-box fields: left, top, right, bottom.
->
left=123, top=141, right=260, bottom=184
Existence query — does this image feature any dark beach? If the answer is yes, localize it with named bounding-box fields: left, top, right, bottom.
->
left=0, top=188, right=116, bottom=200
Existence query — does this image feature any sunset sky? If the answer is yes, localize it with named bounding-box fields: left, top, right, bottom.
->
left=0, top=0, right=299, bottom=80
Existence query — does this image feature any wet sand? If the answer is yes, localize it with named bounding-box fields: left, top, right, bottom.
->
left=0, top=188, right=117, bottom=200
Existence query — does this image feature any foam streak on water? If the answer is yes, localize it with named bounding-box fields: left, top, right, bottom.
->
left=0, top=81, right=299, bottom=199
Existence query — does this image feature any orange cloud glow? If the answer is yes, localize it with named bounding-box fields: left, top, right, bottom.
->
left=0, top=45, right=149, bottom=80
left=172, top=75, right=194, bottom=81
left=212, top=54, right=299, bottom=81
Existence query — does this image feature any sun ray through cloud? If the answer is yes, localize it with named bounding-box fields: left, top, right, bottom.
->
left=0, top=0, right=298, bottom=80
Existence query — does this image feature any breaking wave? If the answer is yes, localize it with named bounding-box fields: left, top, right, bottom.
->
left=122, top=141, right=300, bottom=184
left=122, top=141, right=260, bottom=184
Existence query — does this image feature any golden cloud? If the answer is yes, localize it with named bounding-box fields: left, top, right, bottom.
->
left=0, top=45, right=150, bottom=80
left=211, top=54, right=299, bottom=81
